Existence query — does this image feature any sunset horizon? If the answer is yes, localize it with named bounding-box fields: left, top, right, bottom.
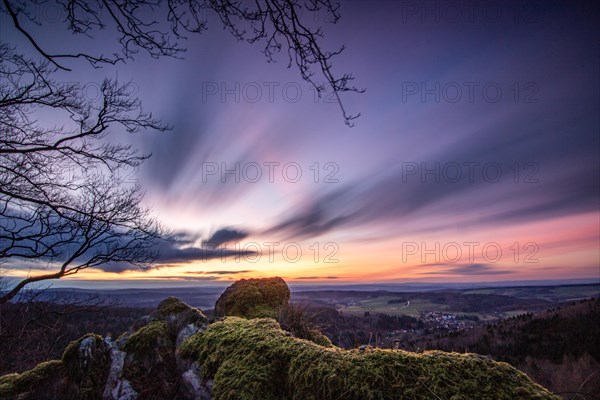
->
left=2, top=1, right=598, bottom=289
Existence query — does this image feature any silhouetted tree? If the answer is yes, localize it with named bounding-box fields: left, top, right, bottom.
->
left=0, top=45, right=165, bottom=303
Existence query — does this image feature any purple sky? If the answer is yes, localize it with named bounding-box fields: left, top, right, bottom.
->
left=1, top=1, right=599, bottom=287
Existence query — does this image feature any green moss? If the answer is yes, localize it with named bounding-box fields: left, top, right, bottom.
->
left=122, top=320, right=177, bottom=400
left=0, top=360, right=65, bottom=399
left=0, top=373, right=18, bottom=398
left=123, top=320, right=170, bottom=358
left=306, top=330, right=333, bottom=347
left=151, top=297, right=208, bottom=335
left=181, top=317, right=559, bottom=400
left=18, top=360, right=62, bottom=382
left=214, top=277, right=290, bottom=319
left=61, top=333, right=104, bottom=364
left=61, top=334, right=110, bottom=400
left=155, top=296, right=194, bottom=317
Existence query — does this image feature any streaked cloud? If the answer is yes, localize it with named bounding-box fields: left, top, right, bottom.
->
left=203, top=228, right=249, bottom=249
left=185, top=270, right=254, bottom=275
left=421, top=264, right=514, bottom=276
left=294, top=276, right=340, bottom=280
left=95, top=230, right=255, bottom=272
left=2, top=1, right=598, bottom=285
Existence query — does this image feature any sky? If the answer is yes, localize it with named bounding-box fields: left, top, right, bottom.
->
left=1, top=0, right=599, bottom=288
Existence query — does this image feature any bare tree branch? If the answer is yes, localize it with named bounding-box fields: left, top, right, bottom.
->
left=0, top=0, right=362, bottom=125
left=0, top=45, right=166, bottom=303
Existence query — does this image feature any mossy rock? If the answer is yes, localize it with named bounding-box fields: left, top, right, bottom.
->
left=180, top=317, right=560, bottom=400
left=152, top=296, right=208, bottom=333
left=123, top=320, right=172, bottom=361
left=0, top=334, right=111, bottom=400
left=305, top=330, right=333, bottom=347
left=155, top=296, right=193, bottom=316
left=61, top=334, right=111, bottom=399
left=122, top=320, right=179, bottom=399
left=0, top=360, right=65, bottom=399
left=0, top=373, right=19, bottom=397
left=214, top=277, right=290, bottom=319
left=120, top=299, right=209, bottom=400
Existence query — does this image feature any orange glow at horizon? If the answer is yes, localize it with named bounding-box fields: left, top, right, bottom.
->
left=5, top=211, right=598, bottom=287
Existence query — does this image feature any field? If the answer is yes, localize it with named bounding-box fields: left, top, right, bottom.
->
left=296, top=283, right=599, bottom=320
left=463, top=284, right=600, bottom=302
left=340, top=297, right=447, bottom=318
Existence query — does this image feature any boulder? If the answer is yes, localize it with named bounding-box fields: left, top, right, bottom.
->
left=152, top=297, right=208, bottom=331
left=62, top=334, right=112, bottom=399
left=0, top=361, right=66, bottom=399
left=213, top=277, right=290, bottom=319
left=115, top=297, right=209, bottom=400
left=121, top=321, right=177, bottom=400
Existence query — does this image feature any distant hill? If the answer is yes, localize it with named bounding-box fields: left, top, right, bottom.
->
left=9, top=282, right=597, bottom=310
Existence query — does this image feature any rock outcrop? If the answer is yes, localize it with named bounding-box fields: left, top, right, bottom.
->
left=0, top=278, right=560, bottom=400
left=0, top=297, right=210, bottom=400
left=213, top=276, right=290, bottom=319
left=0, top=334, right=111, bottom=400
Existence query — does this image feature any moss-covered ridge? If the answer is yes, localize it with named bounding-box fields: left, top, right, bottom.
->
left=180, top=317, right=560, bottom=400
left=213, top=276, right=290, bottom=318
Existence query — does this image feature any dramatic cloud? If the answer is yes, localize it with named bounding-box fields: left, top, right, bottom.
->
left=185, top=270, right=253, bottom=275
left=2, top=2, right=597, bottom=285
left=264, top=124, right=599, bottom=240
left=95, top=230, right=255, bottom=273
left=263, top=188, right=358, bottom=239
left=203, top=228, right=249, bottom=249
